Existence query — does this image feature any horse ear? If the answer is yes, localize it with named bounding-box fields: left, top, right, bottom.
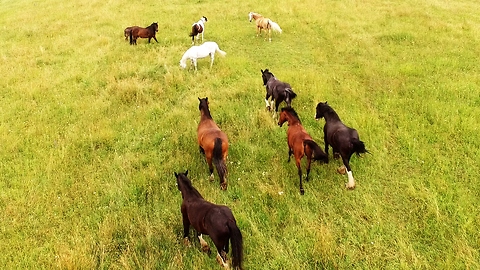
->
left=174, top=172, right=178, bottom=177
left=205, top=97, right=208, bottom=102
left=198, top=97, right=201, bottom=101
left=261, top=69, right=263, bottom=73
left=325, top=101, right=328, bottom=104
left=185, top=170, right=188, bottom=176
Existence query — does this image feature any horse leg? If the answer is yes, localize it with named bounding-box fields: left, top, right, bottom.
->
left=341, top=154, right=355, bottom=189
left=199, top=146, right=205, bottom=155
left=268, top=28, right=272, bottom=42
left=287, top=148, right=293, bottom=162
left=265, top=93, right=271, bottom=111
left=210, top=54, right=214, bottom=68
left=296, top=159, right=304, bottom=195
left=193, top=59, right=198, bottom=71
left=198, top=234, right=211, bottom=254
left=210, top=235, right=229, bottom=268
left=206, top=154, right=215, bottom=181
left=305, top=156, right=312, bottom=182
left=153, top=36, right=158, bottom=43
left=182, top=214, right=191, bottom=245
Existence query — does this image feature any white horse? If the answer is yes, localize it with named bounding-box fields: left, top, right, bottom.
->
left=179, top=41, right=227, bottom=71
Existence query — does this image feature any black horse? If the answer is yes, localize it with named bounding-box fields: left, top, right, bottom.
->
left=175, top=170, right=243, bottom=269
left=315, top=102, right=368, bottom=189
left=129, top=22, right=159, bottom=45
left=261, top=69, right=297, bottom=117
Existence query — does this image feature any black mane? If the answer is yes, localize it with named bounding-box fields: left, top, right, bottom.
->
left=281, top=107, right=301, bottom=123
left=198, top=97, right=212, bottom=119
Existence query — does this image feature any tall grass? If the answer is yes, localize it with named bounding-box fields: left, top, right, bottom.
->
left=0, top=0, right=479, bottom=269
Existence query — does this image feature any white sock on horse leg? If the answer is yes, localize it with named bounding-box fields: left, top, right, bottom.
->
left=346, top=171, right=355, bottom=189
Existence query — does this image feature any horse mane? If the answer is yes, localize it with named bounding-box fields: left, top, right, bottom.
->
left=198, top=98, right=213, bottom=119
left=177, top=173, right=204, bottom=199
left=322, top=103, right=341, bottom=121
left=281, top=107, right=301, bottom=123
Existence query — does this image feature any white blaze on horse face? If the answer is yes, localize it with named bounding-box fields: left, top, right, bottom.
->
left=346, top=170, right=355, bottom=189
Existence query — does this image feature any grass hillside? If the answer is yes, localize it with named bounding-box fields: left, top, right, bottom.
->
left=0, top=0, right=479, bottom=269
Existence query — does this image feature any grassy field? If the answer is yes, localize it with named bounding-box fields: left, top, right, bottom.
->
left=1, top=0, right=479, bottom=269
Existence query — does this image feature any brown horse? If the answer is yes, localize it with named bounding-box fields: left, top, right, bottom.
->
left=278, top=107, right=328, bottom=195
left=248, top=12, right=282, bottom=41
left=124, top=26, right=138, bottom=40
left=197, top=97, right=229, bottom=190
left=315, top=102, right=368, bottom=189
left=175, top=170, right=243, bottom=269
left=129, top=22, right=159, bottom=45
left=189, top=16, right=207, bottom=44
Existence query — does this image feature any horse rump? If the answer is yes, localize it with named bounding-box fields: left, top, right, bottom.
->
left=303, top=140, right=328, bottom=163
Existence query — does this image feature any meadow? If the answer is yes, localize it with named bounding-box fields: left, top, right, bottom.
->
left=0, top=0, right=479, bottom=269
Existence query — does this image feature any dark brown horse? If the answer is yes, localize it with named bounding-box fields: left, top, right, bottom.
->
left=129, top=22, right=159, bottom=45
left=261, top=69, right=297, bottom=118
left=315, top=102, right=368, bottom=189
left=189, top=16, right=207, bottom=44
left=278, top=107, right=328, bottom=195
left=124, top=26, right=138, bottom=40
left=175, top=170, right=243, bottom=269
left=197, top=97, right=229, bottom=190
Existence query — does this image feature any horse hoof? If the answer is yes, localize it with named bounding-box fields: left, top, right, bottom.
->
left=300, top=188, right=305, bottom=195
left=334, top=153, right=340, bottom=159
left=337, top=166, right=347, bottom=175
left=220, top=183, right=228, bottom=190
left=209, top=175, right=214, bottom=182
left=183, top=237, right=190, bottom=246
left=202, top=245, right=211, bottom=254
left=345, top=183, right=356, bottom=190
left=266, top=106, right=271, bottom=111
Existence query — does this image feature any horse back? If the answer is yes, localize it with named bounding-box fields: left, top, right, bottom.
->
left=197, top=120, right=228, bottom=147
left=287, top=125, right=313, bottom=151
left=204, top=205, right=235, bottom=235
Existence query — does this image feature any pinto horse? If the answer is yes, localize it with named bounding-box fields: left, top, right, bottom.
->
left=197, top=97, right=229, bottom=190
left=190, top=16, right=208, bottom=44
left=175, top=170, right=243, bottom=269
left=248, top=12, right=282, bottom=41
left=278, top=107, right=328, bottom=195
left=315, top=102, right=368, bottom=189
left=129, top=22, right=159, bottom=45
left=261, top=69, right=297, bottom=118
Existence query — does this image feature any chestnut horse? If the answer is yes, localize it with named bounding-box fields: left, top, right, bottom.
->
left=175, top=170, right=243, bottom=269
left=197, top=97, right=229, bottom=190
left=261, top=69, right=297, bottom=118
left=129, top=22, right=159, bottom=45
left=248, top=12, right=282, bottom=41
left=190, top=16, right=207, bottom=44
left=278, top=107, right=328, bottom=195
left=315, top=102, right=368, bottom=189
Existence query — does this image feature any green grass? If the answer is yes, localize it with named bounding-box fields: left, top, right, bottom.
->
left=0, top=0, right=479, bottom=269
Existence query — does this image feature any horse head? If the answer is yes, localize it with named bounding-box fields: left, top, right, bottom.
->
left=315, top=101, right=329, bottom=120
left=278, top=107, right=300, bottom=127
left=261, top=69, right=273, bottom=86
left=249, top=12, right=253, bottom=22
left=152, top=22, right=159, bottom=32
left=174, top=170, right=190, bottom=192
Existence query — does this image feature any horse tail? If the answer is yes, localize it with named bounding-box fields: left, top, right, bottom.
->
left=216, top=45, right=227, bottom=57
left=227, top=219, right=243, bottom=270
left=285, top=87, right=297, bottom=99
left=189, top=25, right=196, bottom=37
left=303, top=140, right=329, bottom=163
left=269, top=20, right=283, bottom=33
left=129, top=28, right=134, bottom=45
left=351, top=137, right=368, bottom=156
left=213, top=138, right=227, bottom=183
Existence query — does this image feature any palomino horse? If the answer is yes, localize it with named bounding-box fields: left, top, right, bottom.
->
left=315, top=102, right=368, bottom=189
left=175, top=170, right=243, bottom=269
left=124, top=26, right=138, bottom=40
left=190, top=16, right=208, bottom=44
left=180, top=41, right=226, bottom=71
left=278, top=107, right=329, bottom=195
left=197, top=97, right=229, bottom=190
left=261, top=69, right=297, bottom=118
left=129, top=22, right=159, bottom=45
left=248, top=12, right=282, bottom=41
